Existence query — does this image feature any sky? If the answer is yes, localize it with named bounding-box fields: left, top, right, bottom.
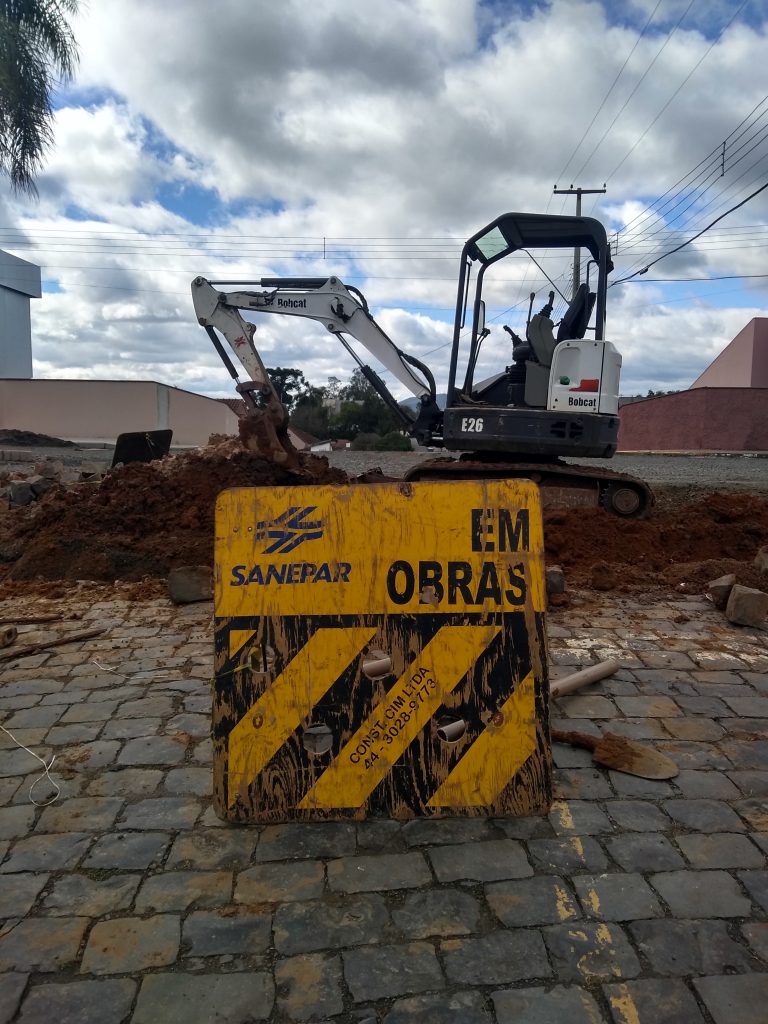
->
left=3, top=0, right=768, bottom=401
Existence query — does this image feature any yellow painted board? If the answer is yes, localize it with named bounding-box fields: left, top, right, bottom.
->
left=213, top=480, right=551, bottom=822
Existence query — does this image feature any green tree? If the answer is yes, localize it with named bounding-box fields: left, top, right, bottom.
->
left=266, top=367, right=311, bottom=409
left=0, top=0, right=80, bottom=195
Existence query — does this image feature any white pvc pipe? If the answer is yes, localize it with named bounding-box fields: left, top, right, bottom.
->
left=550, top=658, right=620, bottom=699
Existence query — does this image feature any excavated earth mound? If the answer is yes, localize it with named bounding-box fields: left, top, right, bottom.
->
left=0, top=441, right=766, bottom=594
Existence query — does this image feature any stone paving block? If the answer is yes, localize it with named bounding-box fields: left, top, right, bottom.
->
left=673, top=695, right=730, bottom=716
left=723, top=695, right=768, bottom=718
left=401, top=816, right=497, bottom=846
left=45, top=723, right=104, bottom=745
left=165, top=712, right=210, bottom=737
left=275, top=953, right=344, bottom=1020
left=741, top=921, right=768, bottom=960
left=486, top=875, right=580, bottom=927
left=604, top=978, right=706, bottom=1023
left=663, top=718, right=725, bottom=741
left=343, top=941, right=443, bottom=1001
left=0, top=832, right=92, bottom=872
left=557, top=695, right=619, bottom=718
left=442, top=929, right=550, bottom=986
left=357, top=818, right=403, bottom=851
left=735, top=799, right=768, bottom=832
left=752, top=831, right=768, bottom=853
left=636, top=652, right=697, bottom=671
left=606, top=834, right=685, bottom=872
left=391, top=888, right=482, bottom=938
left=101, top=717, right=162, bottom=740
left=0, top=776, right=20, bottom=805
left=162, top=766, right=211, bottom=796
left=657, top=741, right=733, bottom=771
left=35, top=796, right=124, bottom=833
left=0, top=804, right=35, bottom=839
left=630, top=919, right=759, bottom=977
left=328, top=851, right=431, bottom=892
left=59, top=701, right=119, bottom=724
left=0, top=746, right=55, bottom=779
left=133, top=971, right=274, bottom=1024
left=650, top=870, right=752, bottom=917
left=427, top=839, right=531, bottom=883
left=84, top=830, right=171, bottom=869
left=493, top=816, right=555, bottom=841
left=543, top=922, right=641, bottom=982
left=0, top=872, right=48, bottom=917
left=677, top=832, right=765, bottom=869
left=553, top=767, right=613, bottom=800
left=663, top=798, right=746, bottom=832
left=135, top=870, right=232, bottom=912
left=492, top=984, right=604, bottom=1024
left=574, top=873, right=663, bottom=921
left=527, top=836, right=609, bottom=874
left=0, top=917, right=88, bottom=972
left=0, top=973, right=27, bottom=1024
left=736, top=768, right=768, bottom=799
left=119, top=797, right=201, bottom=830
left=721, top=740, right=768, bottom=769
left=192, top=737, right=212, bottom=763
left=81, top=914, right=180, bottom=975
left=384, top=990, right=489, bottom=1024
left=117, top=735, right=186, bottom=766
left=254, top=821, right=357, bottom=861
left=694, top=974, right=768, bottom=1024
left=236, top=860, right=325, bottom=905
left=15, top=979, right=136, bottom=1024
left=603, top=718, right=671, bottom=741
left=738, top=870, right=768, bottom=912
left=605, top=801, right=671, bottom=832
left=673, top=770, right=741, bottom=799
left=5, top=706, right=66, bottom=729
left=549, top=800, right=614, bottom=835
left=167, top=828, right=257, bottom=869
left=182, top=909, right=271, bottom=956
left=115, top=695, right=177, bottom=719
left=41, top=872, right=140, bottom=916
left=273, top=894, right=390, bottom=955
left=57, top=739, right=121, bottom=770
left=86, top=767, right=163, bottom=797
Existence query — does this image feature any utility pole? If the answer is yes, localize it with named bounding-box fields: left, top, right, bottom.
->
left=553, top=184, right=606, bottom=298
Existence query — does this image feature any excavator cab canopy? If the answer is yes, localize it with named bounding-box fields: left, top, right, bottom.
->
left=448, top=212, right=613, bottom=401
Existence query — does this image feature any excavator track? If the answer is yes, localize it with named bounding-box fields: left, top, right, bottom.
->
left=404, top=456, right=654, bottom=519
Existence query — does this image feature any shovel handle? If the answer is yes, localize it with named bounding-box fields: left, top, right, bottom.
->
left=551, top=728, right=598, bottom=751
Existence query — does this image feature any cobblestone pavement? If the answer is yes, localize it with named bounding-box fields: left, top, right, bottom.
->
left=0, top=590, right=767, bottom=1023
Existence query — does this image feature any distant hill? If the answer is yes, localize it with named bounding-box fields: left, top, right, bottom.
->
left=400, top=394, right=448, bottom=413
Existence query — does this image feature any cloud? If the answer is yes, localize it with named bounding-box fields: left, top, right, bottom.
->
left=0, top=0, right=765, bottom=412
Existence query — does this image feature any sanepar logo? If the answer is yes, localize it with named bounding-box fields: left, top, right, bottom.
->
left=255, top=506, right=323, bottom=553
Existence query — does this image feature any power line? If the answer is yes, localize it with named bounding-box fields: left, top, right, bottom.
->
left=610, top=179, right=768, bottom=287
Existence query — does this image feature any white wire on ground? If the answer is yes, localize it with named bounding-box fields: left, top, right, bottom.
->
left=0, top=725, right=60, bottom=806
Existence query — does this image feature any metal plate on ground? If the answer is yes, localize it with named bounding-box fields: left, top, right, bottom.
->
left=213, top=480, right=551, bottom=822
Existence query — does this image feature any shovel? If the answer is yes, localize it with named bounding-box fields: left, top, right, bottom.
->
left=551, top=728, right=679, bottom=780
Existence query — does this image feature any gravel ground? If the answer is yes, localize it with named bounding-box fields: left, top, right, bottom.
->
left=3, top=443, right=767, bottom=491
left=326, top=450, right=768, bottom=490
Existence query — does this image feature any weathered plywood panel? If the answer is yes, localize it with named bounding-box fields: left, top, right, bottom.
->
left=213, top=480, right=551, bottom=822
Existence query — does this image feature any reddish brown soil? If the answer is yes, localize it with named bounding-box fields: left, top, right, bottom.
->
left=1, top=441, right=765, bottom=597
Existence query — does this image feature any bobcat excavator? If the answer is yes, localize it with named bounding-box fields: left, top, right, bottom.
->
left=192, top=211, right=652, bottom=517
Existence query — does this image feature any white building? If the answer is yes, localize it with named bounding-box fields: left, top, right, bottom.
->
left=0, top=250, right=40, bottom=378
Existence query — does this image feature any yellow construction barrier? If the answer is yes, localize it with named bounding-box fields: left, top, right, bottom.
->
left=213, top=479, right=551, bottom=822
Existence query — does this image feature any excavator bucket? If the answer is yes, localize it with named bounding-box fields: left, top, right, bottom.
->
left=237, top=399, right=302, bottom=472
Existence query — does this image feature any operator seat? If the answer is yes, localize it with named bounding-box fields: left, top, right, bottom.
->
left=523, top=284, right=595, bottom=407
left=557, top=283, right=595, bottom=342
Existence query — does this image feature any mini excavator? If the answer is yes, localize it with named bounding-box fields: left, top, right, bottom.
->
left=192, top=211, right=652, bottom=517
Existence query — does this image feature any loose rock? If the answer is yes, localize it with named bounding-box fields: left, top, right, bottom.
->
left=755, top=546, right=768, bottom=574
left=590, top=560, right=618, bottom=591
left=168, top=566, right=213, bottom=604
left=546, top=565, right=566, bottom=595
left=725, top=584, right=768, bottom=629
left=707, top=573, right=737, bottom=610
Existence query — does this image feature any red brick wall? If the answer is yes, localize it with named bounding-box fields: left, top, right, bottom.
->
left=618, top=388, right=768, bottom=451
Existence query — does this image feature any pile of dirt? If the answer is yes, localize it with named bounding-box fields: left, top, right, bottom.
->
left=0, top=428, right=78, bottom=448
left=1, top=440, right=766, bottom=595
left=545, top=490, right=768, bottom=589
left=1, top=442, right=346, bottom=583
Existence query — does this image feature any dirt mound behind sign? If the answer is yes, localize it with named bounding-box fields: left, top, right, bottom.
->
left=3, top=446, right=346, bottom=583
left=1, top=442, right=766, bottom=592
